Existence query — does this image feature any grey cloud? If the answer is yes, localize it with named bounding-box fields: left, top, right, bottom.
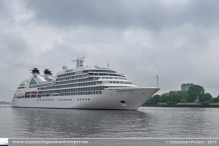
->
left=7, top=62, right=45, bottom=70
left=176, top=1, right=219, bottom=28
left=0, top=33, right=27, bottom=59
left=26, top=0, right=131, bottom=28
left=26, top=0, right=219, bottom=30
left=0, top=0, right=11, bottom=19
left=1, top=0, right=219, bottom=101
left=0, top=55, right=45, bottom=70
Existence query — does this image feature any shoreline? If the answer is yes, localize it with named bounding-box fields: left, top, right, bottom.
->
left=142, top=103, right=219, bottom=108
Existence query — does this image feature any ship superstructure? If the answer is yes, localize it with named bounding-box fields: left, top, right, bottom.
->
left=12, top=57, right=159, bottom=110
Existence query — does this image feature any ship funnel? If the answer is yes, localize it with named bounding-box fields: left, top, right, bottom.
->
left=44, top=69, right=52, bottom=75
left=31, top=68, right=40, bottom=75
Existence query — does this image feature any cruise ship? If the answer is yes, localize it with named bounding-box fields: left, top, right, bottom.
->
left=11, top=57, right=159, bottom=110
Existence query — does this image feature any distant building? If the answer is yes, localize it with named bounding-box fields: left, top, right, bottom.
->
left=181, top=83, right=194, bottom=91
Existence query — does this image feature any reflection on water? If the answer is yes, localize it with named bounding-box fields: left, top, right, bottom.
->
left=0, top=106, right=219, bottom=138
left=11, top=108, right=149, bottom=138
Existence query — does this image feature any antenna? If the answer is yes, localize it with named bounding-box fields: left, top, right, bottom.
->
left=71, top=57, right=86, bottom=68
left=107, top=61, right=109, bottom=68
left=156, top=75, right=158, bottom=87
left=71, top=59, right=77, bottom=63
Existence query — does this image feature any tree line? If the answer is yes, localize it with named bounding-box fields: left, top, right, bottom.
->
left=148, top=85, right=219, bottom=103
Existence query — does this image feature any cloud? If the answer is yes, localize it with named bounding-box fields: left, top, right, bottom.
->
left=1, top=0, right=219, bottom=101
left=0, top=0, right=11, bottom=19
left=0, top=54, right=45, bottom=71
left=25, top=0, right=219, bottom=30
left=136, top=65, right=158, bottom=74
left=0, top=32, right=27, bottom=56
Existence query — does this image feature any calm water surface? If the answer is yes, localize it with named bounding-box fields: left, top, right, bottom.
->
left=0, top=106, right=219, bottom=138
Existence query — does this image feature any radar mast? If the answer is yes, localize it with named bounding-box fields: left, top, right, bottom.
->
left=71, top=57, right=86, bottom=68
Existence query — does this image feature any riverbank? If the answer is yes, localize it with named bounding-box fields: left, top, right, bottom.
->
left=142, top=102, right=219, bottom=107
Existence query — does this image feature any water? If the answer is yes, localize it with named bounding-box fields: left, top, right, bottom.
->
left=0, top=106, right=219, bottom=138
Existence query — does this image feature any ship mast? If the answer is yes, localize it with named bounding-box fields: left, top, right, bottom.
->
left=72, top=57, right=86, bottom=68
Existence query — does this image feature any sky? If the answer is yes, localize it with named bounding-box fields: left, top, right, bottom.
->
left=0, top=0, right=219, bottom=101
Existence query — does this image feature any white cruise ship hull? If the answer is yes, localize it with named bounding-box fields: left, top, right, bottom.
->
left=12, top=87, right=159, bottom=110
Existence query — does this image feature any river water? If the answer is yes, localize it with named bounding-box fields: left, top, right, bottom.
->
left=0, top=106, right=219, bottom=138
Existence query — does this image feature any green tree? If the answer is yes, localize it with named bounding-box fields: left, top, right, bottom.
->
left=180, top=99, right=186, bottom=103
left=169, top=91, right=176, bottom=102
left=161, top=93, right=169, bottom=102
left=213, top=97, right=219, bottom=103
left=187, top=85, right=205, bottom=102
left=199, top=93, right=212, bottom=102
left=181, top=91, right=189, bottom=101
left=175, top=91, right=187, bottom=102
left=175, top=91, right=182, bottom=102
left=148, top=97, right=155, bottom=102
left=153, top=95, right=161, bottom=102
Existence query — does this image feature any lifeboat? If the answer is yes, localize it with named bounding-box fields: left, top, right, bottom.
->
left=32, top=92, right=37, bottom=94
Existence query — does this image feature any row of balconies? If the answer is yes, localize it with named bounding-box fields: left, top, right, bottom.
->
left=39, top=82, right=100, bottom=90
left=55, top=77, right=98, bottom=84
left=38, top=87, right=105, bottom=94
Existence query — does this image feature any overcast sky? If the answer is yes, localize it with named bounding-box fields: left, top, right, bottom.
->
left=0, top=0, right=219, bottom=101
